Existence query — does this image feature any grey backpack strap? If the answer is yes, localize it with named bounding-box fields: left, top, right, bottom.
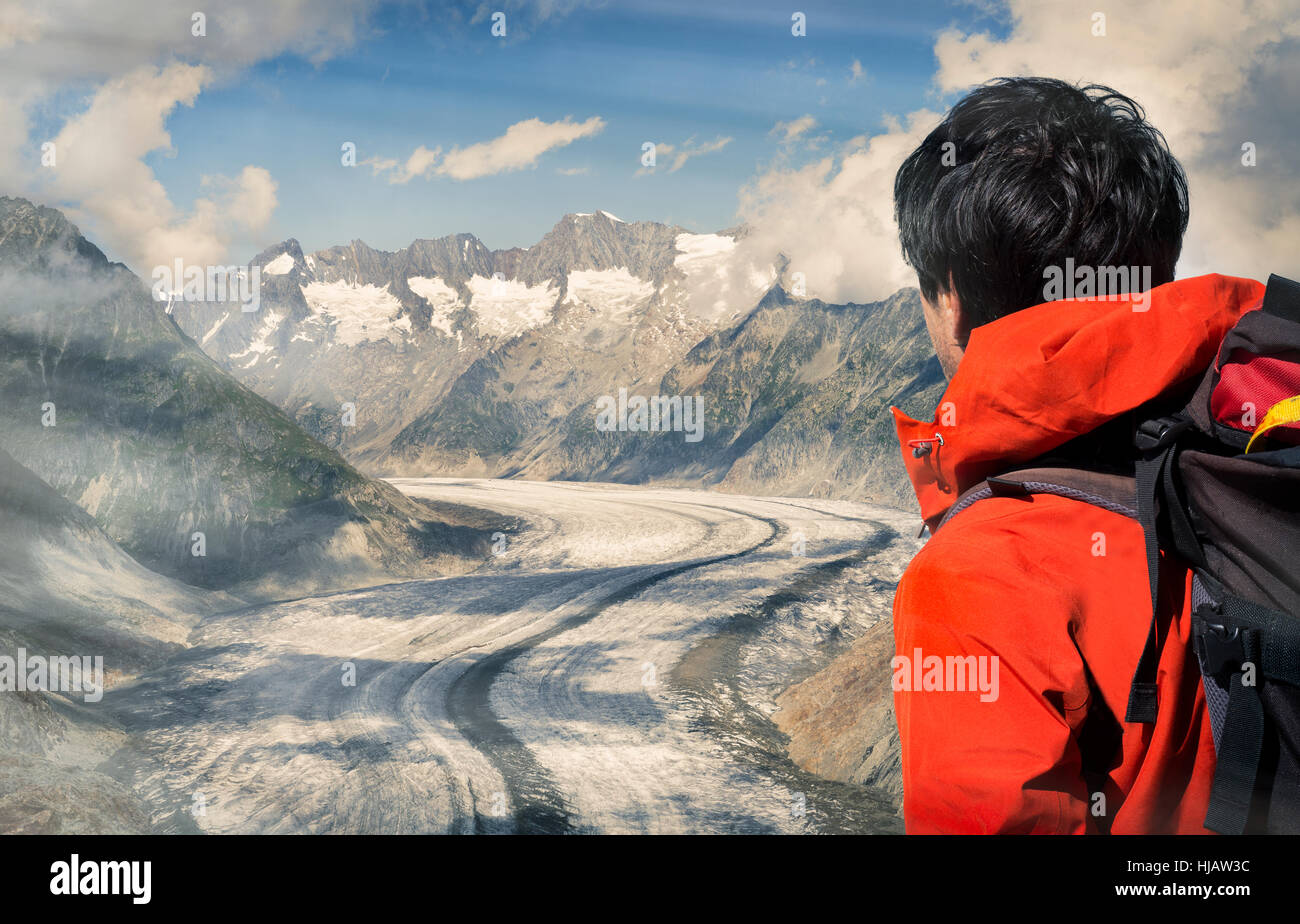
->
left=937, top=466, right=1139, bottom=532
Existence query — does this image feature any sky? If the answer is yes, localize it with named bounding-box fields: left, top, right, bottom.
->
left=147, top=0, right=996, bottom=255
left=2, top=0, right=1297, bottom=303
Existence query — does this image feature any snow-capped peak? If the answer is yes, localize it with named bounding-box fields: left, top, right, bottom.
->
left=570, top=210, right=625, bottom=223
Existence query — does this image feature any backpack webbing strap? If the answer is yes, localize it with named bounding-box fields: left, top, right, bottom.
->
left=936, top=456, right=1199, bottom=729
left=1126, top=417, right=1201, bottom=724
left=1200, top=594, right=1300, bottom=834
left=937, top=467, right=1138, bottom=531
left=1203, top=624, right=1264, bottom=834
left=1125, top=452, right=1165, bottom=723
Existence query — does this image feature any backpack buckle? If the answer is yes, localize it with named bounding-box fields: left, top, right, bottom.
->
left=1135, top=416, right=1191, bottom=452
left=1198, top=619, right=1245, bottom=677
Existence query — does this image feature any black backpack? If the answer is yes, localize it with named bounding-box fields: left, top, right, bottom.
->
left=938, top=273, right=1300, bottom=834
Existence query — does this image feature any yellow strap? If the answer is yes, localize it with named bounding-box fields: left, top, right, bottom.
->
left=1245, top=394, right=1300, bottom=453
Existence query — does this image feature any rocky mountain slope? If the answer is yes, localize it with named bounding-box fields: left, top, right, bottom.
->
left=0, top=446, right=228, bottom=833
left=0, top=197, right=501, bottom=598
left=503, top=285, right=944, bottom=509
left=0, top=446, right=215, bottom=672
left=773, top=619, right=903, bottom=800
left=177, top=209, right=941, bottom=509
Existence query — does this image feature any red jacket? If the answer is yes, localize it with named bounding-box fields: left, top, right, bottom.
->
left=890, top=274, right=1266, bottom=834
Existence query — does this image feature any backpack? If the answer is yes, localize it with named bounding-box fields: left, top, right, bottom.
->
left=937, top=273, right=1300, bottom=834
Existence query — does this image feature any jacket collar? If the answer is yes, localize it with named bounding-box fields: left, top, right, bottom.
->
left=892, top=274, right=1265, bottom=531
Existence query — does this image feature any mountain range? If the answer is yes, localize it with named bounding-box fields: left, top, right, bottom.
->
left=173, top=210, right=943, bottom=508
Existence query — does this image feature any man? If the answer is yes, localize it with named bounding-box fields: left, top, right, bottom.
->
left=889, top=77, right=1264, bottom=833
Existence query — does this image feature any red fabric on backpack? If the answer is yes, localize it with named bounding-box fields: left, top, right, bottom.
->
left=890, top=274, right=1266, bottom=834
left=1211, top=352, right=1300, bottom=443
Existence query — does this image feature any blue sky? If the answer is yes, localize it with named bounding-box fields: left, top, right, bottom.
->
left=142, top=0, right=1005, bottom=254
left=13, top=0, right=1289, bottom=300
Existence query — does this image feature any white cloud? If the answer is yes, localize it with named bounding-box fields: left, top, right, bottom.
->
left=44, top=64, right=278, bottom=272
left=1, top=0, right=375, bottom=79
left=363, top=145, right=444, bottom=184
left=438, top=116, right=606, bottom=180
left=734, top=111, right=940, bottom=305
left=0, top=0, right=379, bottom=272
left=0, top=4, right=45, bottom=48
left=739, top=0, right=1300, bottom=303
left=849, top=58, right=865, bottom=83
left=366, top=116, right=606, bottom=183
left=467, top=0, right=608, bottom=38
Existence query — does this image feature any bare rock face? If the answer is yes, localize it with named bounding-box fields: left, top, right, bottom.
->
left=772, top=618, right=903, bottom=803
left=581, top=285, right=945, bottom=509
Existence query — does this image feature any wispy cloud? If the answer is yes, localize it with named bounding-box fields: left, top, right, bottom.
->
left=771, top=115, right=817, bottom=143
left=466, top=0, right=609, bottom=41
left=638, top=135, right=732, bottom=175
left=365, top=116, right=606, bottom=183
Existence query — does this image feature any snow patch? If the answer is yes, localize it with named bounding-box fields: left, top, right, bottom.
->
left=563, top=268, right=653, bottom=319
left=466, top=275, right=558, bottom=338
left=407, top=276, right=462, bottom=336
left=229, top=310, right=285, bottom=367
left=201, top=313, right=227, bottom=346
left=77, top=474, right=113, bottom=518
left=263, top=253, right=296, bottom=276
left=300, top=280, right=410, bottom=347
left=674, top=233, right=735, bottom=264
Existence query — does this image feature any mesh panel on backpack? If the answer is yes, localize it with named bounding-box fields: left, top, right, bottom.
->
left=1191, top=575, right=1231, bottom=751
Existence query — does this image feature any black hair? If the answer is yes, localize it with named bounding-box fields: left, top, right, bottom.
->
left=893, top=77, right=1189, bottom=329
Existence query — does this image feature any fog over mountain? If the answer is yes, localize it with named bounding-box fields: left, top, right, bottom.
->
left=0, top=197, right=503, bottom=600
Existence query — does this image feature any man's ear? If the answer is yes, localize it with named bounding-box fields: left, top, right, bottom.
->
left=935, top=286, right=972, bottom=348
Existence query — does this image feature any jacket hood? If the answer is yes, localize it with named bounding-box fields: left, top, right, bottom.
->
left=892, top=274, right=1266, bottom=530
